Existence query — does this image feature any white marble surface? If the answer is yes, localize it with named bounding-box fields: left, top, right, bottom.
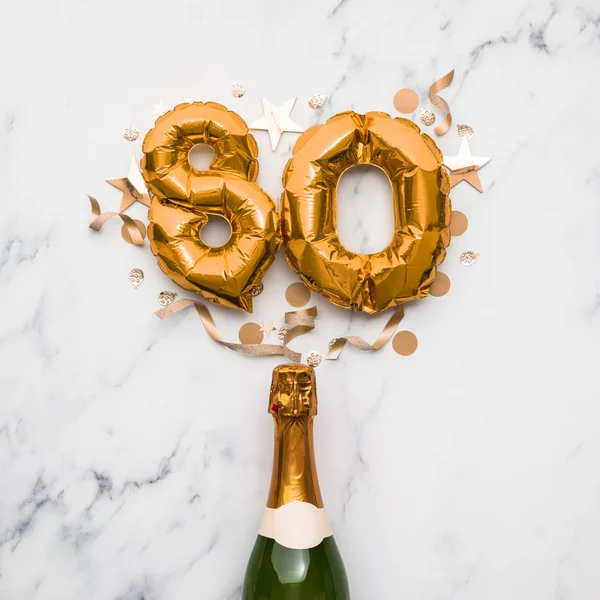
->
left=1, top=0, right=600, bottom=598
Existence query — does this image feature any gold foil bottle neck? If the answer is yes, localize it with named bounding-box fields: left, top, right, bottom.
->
left=267, top=364, right=323, bottom=509
left=269, top=364, right=317, bottom=418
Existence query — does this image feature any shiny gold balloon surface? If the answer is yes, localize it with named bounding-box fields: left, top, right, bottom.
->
left=281, top=111, right=451, bottom=314
left=142, top=102, right=280, bottom=312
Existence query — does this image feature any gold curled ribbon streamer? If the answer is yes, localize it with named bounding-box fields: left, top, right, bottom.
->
left=429, top=69, right=455, bottom=136
left=87, top=195, right=146, bottom=245
left=155, top=299, right=317, bottom=362
left=282, top=306, right=318, bottom=357
left=326, top=306, right=404, bottom=360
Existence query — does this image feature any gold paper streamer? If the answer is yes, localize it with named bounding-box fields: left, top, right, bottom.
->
left=87, top=196, right=146, bottom=245
left=155, top=299, right=317, bottom=363
left=429, top=69, right=455, bottom=136
left=326, top=306, right=405, bottom=360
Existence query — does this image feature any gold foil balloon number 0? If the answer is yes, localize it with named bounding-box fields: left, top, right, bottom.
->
left=142, top=105, right=450, bottom=315
left=281, top=111, right=451, bottom=314
left=141, top=102, right=280, bottom=312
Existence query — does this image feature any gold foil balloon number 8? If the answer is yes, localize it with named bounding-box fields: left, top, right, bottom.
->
left=141, top=102, right=280, bottom=312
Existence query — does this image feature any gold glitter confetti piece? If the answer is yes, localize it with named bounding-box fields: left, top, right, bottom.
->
left=130, top=268, right=144, bottom=288
left=231, top=81, right=246, bottom=98
left=158, top=291, right=177, bottom=306
left=429, top=272, right=451, bottom=297
left=307, top=351, right=322, bottom=367
left=250, top=283, right=264, bottom=297
left=457, top=124, right=474, bottom=140
left=122, top=127, right=139, bottom=141
left=278, top=326, right=290, bottom=343
left=429, top=69, right=454, bottom=136
left=419, top=109, right=436, bottom=126
left=285, top=282, right=311, bottom=307
left=87, top=196, right=146, bottom=245
left=308, top=94, right=326, bottom=109
left=393, top=88, right=419, bottom=114
left=392, top=330, right=419, bottom=356
left=460, top=250, right=479, bottom=266
left=450, top=211, right=468, bottom=236
left=155, top=299, right=317, bottom=362
left=239, top=322, right=264, bottom=344
left=326, top=306, right=404, bottom=360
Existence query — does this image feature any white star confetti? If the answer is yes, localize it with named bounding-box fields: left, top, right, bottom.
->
left=249, top=97, right=304, bottom=151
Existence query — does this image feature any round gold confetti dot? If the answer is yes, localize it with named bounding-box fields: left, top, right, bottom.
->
left=419, top=109, right=436, bottom=126
left=457, top=124, right=474, bottom=140
left=308, top=94, right=326, bottom=109
left=393, top=88, right=419, bottom=114
left=307, top=351, right=322, bottom=367
left=129, top=268, right=144, bottom=288
left=231, top=81, right=245, bottom=98
left=158, top=291, right=176, bottom=306
left=250, top=283, right=264, bottom=297
left=460, top=250, right=479, bottom=266
left=285, top=282, right=311, bottom=307
left=121, top=220, right=146, bottom=245
left=429, top=272, right=451, bottom=297
left=278, top=326, right=290, bottom=343
left=122, top=127, right=139, bottom=141
left=239, top=322, right=264, bottom=345
left=450, top=211, right=468, bottom=236
left=392, top=331, right=418, bottom=356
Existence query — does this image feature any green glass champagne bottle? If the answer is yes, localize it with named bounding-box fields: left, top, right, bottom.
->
left=243, top=364, right=350, bottom=600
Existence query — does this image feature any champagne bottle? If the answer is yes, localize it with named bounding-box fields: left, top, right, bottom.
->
left=243, top=364, right=350, bottom=600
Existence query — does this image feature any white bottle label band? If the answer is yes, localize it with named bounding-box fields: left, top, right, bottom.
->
left=259, top=501, right=333, bottom=549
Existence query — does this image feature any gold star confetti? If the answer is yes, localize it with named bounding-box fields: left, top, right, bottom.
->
left=460, top=251, right=479, bottom=266
left=419, top=109, right=436, bottom=126
left=158, top=291, right=177, bottom=306
left=129, top=268, right=144, bottom=288
left=259, top=320, right=276, bottom=337
left=231, top=82, right=246, bottom=98
left=308, top=94, right=326, bottom=109
left=443, top=138, right=491, bottom=193
left=122, top=127, right=139, bottom=141
left=106, top=157, right=151, bottom=212
left=249, top=97, right=304, bottom=151
left=307, top=351, right=322, bottom=367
